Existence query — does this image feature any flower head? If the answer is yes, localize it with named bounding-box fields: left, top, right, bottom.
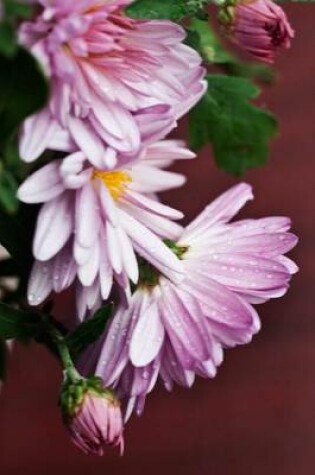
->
left=219, top=0, right=294, bottom=63
left=78, top=183, right=298, bottom=418
left=18, top=140, right=193, bottom=317
left=18, top=0, right=206, bottom=164
left=60, top=376, right=124, bottom=456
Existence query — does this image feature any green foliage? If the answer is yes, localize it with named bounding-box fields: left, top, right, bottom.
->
left=3, top=0, right=32, bottom=19
left=0, top=21, right=17, bottom=57
left=0, top=301, right=41, bottom=340
left=0, top=166, right=18, bottom=213
left=0, top=0, right=32, bottom=58
left=126, top=0, right=210, bottom=21
left=189, top=74, right=278, bottom=175
left=187, top=18, right=232, bottom=64
left=0, top=47, right=49, bottom=144
left=65, top=305, right=113, bottom=359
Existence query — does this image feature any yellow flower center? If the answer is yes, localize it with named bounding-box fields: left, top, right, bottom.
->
left=92, top=170, right=132, bottom=200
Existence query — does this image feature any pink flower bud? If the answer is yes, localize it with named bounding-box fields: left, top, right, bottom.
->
left=61, top=378, right=124, bottom=456
left=220, top=0, right=294, bottom=63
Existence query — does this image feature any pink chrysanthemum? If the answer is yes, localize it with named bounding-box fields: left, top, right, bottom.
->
left=61, top=378, right=124, bottom=456
left=220, top=0, right=294, bottom=64
left=79, top=183, right=298, bottom=418
left=18, top=0, right=206, bottom=165
left=18, top=140, right=194, bottom=317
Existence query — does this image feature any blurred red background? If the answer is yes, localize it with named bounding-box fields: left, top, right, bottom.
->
left=0, top=5, right=314, bottom=475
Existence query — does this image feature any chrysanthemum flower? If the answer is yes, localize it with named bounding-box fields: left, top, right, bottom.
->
left=219, top=0, right=294, bottom=64
left=80, top=183, right=298, bottom=418
left=18, top=140, right=193, bottom=317
left=18, top=0, right=206, bottom=165
left=60, top=375, right=124, bottom=456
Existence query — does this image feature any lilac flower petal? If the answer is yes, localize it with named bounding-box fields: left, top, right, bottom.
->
left=19, top=109, right=58, bottom=162
left=52, top=241, right=76, bottom=292
left=33, top=192, right=73, bottom=261
left=130, top=166, right=186, bottom=193
left=75, top=183, right=100, bottom=248
left=68, top=117, right=106, bottom=168
left=195, top=253, right=291, bottom=293
left=17, top=160, right=64, bottom=203
left=27, top=260, right=53, bottom=305
left=119, top=209, right=183, bottom=282
left=181, top=183, right=253, bottom=241
left=121, top=202, right=183, bottom=240
left=160, top=283, right=213, bottom=364
left=116, top=227, right=139, bottom=284
left=130, top=300, right=165, bottom=367
left=160, top=340, right=195, bottom=388
left=96, top=293, right=144, bottom=386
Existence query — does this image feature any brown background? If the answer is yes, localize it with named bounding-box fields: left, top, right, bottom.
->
left=0, top=6, right=314, bottom=475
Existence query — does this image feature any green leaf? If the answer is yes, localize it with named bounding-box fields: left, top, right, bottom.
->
left=189, top=74, right=278, bottom=175
left=65, top=304, right=113, bottom=359
left=0, top=21, right=17, bottom=58
left=3, top=0, right=32, bottom=19
left=126, top=0, right=185, bottom=20
left=187, top=18, right=232, bottom=64
left=0, top=1, right=32, bottom=58
left=0, top=167, right=19, bottom=214
left=0, top=301, right=41, bottom=340
left=126, top=0, right=210, bottom=21
left=0, top=47, right=49, bottom=143
left=1, top=135, right=31, bottom=182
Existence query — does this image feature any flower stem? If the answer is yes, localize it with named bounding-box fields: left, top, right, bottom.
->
left=48, top=325, right=80, bottom=383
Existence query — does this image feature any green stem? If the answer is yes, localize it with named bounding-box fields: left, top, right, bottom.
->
left=48, top=325, right=80, bottom=383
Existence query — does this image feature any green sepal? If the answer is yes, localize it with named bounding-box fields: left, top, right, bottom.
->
left=60, top=375, right=117, bottom=420
left=164, top=239, right=188, bottom=259
left=138, top=257, right=160, bottom=288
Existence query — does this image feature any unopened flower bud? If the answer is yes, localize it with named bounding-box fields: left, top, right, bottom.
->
left=219, top=0, right=294, bottom=64
left=60, top=376, right=124, bottom=456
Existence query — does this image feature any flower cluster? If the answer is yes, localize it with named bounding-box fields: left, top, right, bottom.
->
left=16, top=0, right=297, bottom=456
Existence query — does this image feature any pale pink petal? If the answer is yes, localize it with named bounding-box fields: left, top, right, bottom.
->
left=181, top=183, right=253, bottom=241
left=119, top=209, right=183, bottom=282
left=18, top=160, right=64, bottom=203
left=33, top=192, right=73, bottom=261
left=75, top=183, right=100, bottom=248
left=130, top=300, right=165, bottom=367
left=27, top=260, right=53, bottom=305
left=19, top=109, right=58, bottom=162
